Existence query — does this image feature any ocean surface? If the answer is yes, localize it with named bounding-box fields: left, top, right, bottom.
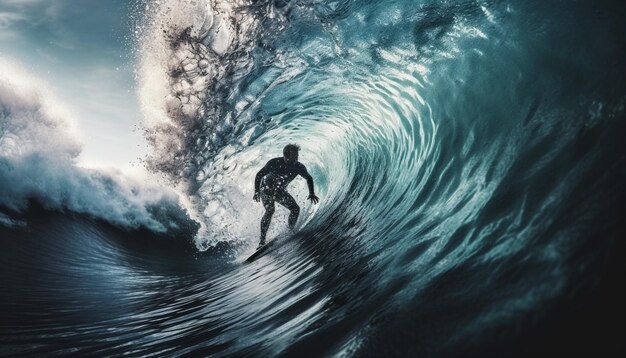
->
left=1, top=0, right=625, bottom=356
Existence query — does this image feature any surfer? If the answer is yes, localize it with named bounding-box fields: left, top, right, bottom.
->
left=253, top=144, right=319, bottom=248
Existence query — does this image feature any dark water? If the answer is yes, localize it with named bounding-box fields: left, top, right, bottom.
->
left=2, top=0, right=626, bottom=356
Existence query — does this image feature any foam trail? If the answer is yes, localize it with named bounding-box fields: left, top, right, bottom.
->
left=0, top=58, right=198, bottom=236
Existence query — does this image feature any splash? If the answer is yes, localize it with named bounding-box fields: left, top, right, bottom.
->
left=0, top=58, right=198, bottom=236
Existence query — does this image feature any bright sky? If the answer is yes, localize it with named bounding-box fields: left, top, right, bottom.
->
left=0, top=0, right=145, bottom=168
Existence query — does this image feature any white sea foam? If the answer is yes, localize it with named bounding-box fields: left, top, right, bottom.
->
left=135, top=0, right=269, bottom=247
left=0, top=58, right=196, bottom=234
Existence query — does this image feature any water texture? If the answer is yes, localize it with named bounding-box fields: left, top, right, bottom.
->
left=1, top=0, right=625, bottom=356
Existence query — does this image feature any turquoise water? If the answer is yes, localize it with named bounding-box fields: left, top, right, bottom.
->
left=1, top=0, right=625, bottom=355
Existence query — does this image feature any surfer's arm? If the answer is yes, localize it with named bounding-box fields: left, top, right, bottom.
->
left=300, top=167, right=319, bottom=204
left=299, top=165, right=315, bottom=196
left=254, top=162, right=271, bottom=193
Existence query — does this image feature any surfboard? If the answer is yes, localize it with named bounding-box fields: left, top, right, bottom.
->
left=246, top=241, right=274, bottom=262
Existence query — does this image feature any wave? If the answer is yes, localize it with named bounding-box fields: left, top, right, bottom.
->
left=1, top=1, right=624, bottom=356
left=0, top=58, right=198, bottom=237
left=130, top=0, right=626, bottom=352
left=136, top=0, right=626, bottom=251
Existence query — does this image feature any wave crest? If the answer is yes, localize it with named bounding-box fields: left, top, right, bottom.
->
left=0, top=58, right=198, bottom=236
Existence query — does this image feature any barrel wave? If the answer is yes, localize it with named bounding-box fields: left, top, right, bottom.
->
left=1, top=0, right=625, bottom=356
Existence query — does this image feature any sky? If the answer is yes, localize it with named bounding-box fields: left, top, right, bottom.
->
left=0, top=0, right=145, bottom=168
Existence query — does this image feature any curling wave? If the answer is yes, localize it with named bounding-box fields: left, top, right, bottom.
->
left=132, top=0, right=626, bottom=352
left=1, top=0, right=625, bottom=356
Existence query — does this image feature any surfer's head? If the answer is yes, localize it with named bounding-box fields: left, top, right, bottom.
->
left=283, top=144, right=300, bottom=164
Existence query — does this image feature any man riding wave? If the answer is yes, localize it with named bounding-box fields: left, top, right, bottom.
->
left=253, top=144, right=319, bottom=248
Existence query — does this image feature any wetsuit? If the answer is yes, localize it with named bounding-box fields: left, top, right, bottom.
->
left=254, top=157, right=315, bottom=243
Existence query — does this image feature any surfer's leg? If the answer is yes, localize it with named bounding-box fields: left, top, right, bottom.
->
left=276, top=191, right=300, bottom=229
left=260, top=194, right=275, bottom=244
